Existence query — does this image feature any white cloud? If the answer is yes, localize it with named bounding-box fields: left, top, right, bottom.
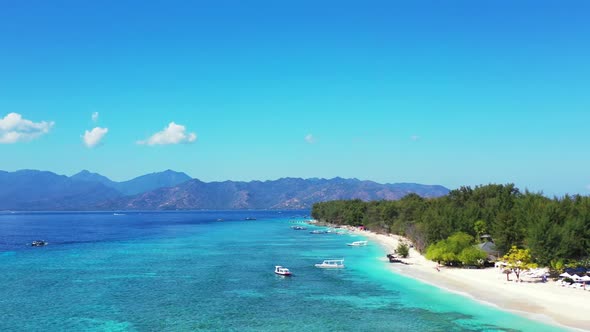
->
left=305, top=133, right=316, bottom=144
left=91, top=112, right=99, bottom=122
left=82, top=127, right=108, bottom=148
left=138, top=122, right=197, bottom=146
left=410, top=135, right=420, bottom=141
left=0, top=112, right=54, bottom=144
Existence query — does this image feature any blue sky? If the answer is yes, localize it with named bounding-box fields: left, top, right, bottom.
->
left=1, top=1, right=589, bottom=195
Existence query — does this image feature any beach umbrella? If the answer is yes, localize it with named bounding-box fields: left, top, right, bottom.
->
left=572, top=274, right=582, bottom=281
left=559, top=272, right=572, bottom=278
left=580, top=276, right=590, bottom=282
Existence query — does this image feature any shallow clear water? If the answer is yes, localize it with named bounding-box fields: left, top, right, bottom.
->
left=0, top=211, right=564, bottom=331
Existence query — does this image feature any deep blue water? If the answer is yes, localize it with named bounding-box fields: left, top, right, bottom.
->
left=0, top=211, right=564, bottom=331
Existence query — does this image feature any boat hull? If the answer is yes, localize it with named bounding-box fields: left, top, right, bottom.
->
left=347, top=241, right=367, bottom=246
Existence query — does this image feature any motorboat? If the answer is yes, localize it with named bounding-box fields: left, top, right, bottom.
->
left=315, top=259, right=345, bottom=269
left=291, top=226, right=307, bottom=230
left=30, top=240, right=48, bottom=247
left=310, top=230, right=327, bottom=234
left=275, top=265, right=292, bottom=276
left=244, top=217, right=257, bottom=221
left=347, top=240, right=368, bottom=247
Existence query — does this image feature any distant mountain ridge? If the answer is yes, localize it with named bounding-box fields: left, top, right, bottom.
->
left=100, top=177, right=449, bottom=210
left=71, top=169, right=191, bottom=195
left=0, top=170, right=121, bottom=210
left=0, top=169, right=449, bottom=211
left=70, top=170, right=117, bottom=187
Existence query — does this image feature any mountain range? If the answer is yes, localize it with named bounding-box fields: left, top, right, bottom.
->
left=70, top=169, right=192, bottom=196
left=0, top=170, right=449, bottom=211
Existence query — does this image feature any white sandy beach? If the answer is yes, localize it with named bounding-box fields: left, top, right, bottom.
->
left=348, top=229, right=590, bottom=331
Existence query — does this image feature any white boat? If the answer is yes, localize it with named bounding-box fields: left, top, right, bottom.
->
left=30, top=240, right=48, bottom=247
left=274, top=265, right=292, bottom=276
left=347, top=240, right=368, bottom=247
left=315, top=259, right=345, bottom=269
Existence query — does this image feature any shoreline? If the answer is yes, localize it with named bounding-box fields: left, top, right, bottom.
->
left=337, top=226, right=590, bottom=331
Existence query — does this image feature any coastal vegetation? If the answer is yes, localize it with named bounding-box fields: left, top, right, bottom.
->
left=501, top=246, right=537, bottom=281
left=425, top=232, right=487, bottom=267
left=311, top=184, right=590, bottom=270
left=395, top=242, right=410, bottom=258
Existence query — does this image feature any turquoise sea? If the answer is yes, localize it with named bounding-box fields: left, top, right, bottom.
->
left=0, top=211, right=564, bottom=331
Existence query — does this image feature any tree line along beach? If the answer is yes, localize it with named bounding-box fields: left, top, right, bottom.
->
left=312, top=184, right=590, bottom=331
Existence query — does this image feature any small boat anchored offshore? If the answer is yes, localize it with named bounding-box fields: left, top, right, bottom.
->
left=30, top=240, right=48, bottom=247
left=274, top=266, right=292, bottom=276
left=315, top=259, right=345, bottom=269
left=347, top=240, right=368, bottom=247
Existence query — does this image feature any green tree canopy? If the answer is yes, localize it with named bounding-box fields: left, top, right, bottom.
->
left=501, top=246, right=537, bottom=281
left=458, top=246, right=487, bottom=266
left=395, top=242, right=410, bottom=258
left=473, top=220, right=487, bottom=241
left=425, top=232, right=486, bottom=267
left=312, top=184, right=590, bottom=269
